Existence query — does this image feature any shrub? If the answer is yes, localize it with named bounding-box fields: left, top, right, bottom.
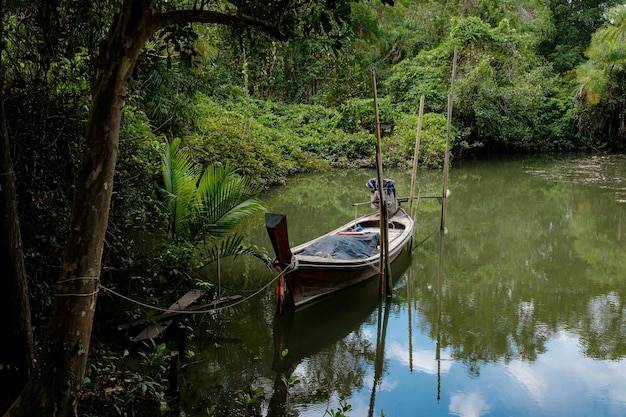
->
left=386, top=112, right=450, bottom=169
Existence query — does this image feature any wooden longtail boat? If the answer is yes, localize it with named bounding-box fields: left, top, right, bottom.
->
left=266, top=179, right=414, bottom=310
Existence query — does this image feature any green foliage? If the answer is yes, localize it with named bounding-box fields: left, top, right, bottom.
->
left=135, top=33, right=207, bottom=137
left=150, top=241, right=200, bottom=282
left=402, top=15, right=574, bottom=153
left=539, top=0, right=622, bottom=73
left=576, top=4, right=626, bottom=105
left=385, top=59, right=447, bottom=114
left=105, top=104, right=165, bottom=277
left=1, top=1, right=99, bottom=320
left=235, top=384, right=265, bottom=407
left=575, top=4, right=626, bottom=149
left=387, top=112, right=449, bottom=168
left=81, top=343, right=171, bottom=416
left=161, top=138, right=201, bottom=241
left=470, top=0, right=552, bottom=35
left=280, top=348, right=289, bottom=359
left=338, top=97, right=395, bottom=135
left=186, top=94, right=306, bottom=183
left=157, top=138, right=270, bottom=282
left=185, top=94, right=391, bottom=181
left=280, top=373, right=301, bottom=390
left=161, top=138, right=265, bottom=243
left=325, top=399, right=353, bottom=417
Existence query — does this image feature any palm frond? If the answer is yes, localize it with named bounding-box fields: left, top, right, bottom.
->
left=189, top=163, right=265, bottom=240
left=160, top=144, right=268, bottom=273
left=161, top=138, right=201, bottom=239
left=203, top=234, right=272, bottom=266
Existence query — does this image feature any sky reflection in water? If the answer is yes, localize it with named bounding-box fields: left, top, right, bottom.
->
left=341, top=305, right=626, bottom=417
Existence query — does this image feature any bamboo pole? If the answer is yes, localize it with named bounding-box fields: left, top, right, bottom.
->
left=368, top=299, right=391, bottom=417
left=408, top=95, right=425, bottom=219
left=407, top=267, right=414, bottom=372
left=371, top=69, right=391, bottom=298
left=441, top=47, right=457, bottom=231
left=436, top=231, right=445, bottom=401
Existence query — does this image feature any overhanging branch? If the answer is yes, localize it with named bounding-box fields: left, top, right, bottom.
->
left=152, top=9, right=285, bottom=40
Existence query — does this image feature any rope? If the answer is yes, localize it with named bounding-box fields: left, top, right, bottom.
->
left=101, top=270, right=287, bottom=315
left=410, top=228, right=439, bottom=252
left=55, top=288, right=100, bottom=297
left=54, top=277, right=100, bottom=297
left=56, top=277, right=100, bottom=285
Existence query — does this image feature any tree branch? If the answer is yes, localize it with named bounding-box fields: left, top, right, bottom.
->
left=152, top=9, right=285, bottom=40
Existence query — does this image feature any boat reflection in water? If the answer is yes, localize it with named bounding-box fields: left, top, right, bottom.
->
left=267, top=252, right=412, bottom=417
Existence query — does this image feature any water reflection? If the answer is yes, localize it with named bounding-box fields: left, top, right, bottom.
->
left=179, top=155, right=626, bottom=417
left=527, top=154, right=626, bottom=203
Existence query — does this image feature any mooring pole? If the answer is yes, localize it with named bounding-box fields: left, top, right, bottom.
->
left=371, top=69, right=391, bottom=298
left=436, top=231, right=445, bottom=401
left=441, top=47, right=457, bottom=231
left=408, top=94, right=425, bottom=220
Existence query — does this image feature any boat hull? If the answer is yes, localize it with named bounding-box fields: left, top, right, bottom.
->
left=275, top=208, right=414, bottom=308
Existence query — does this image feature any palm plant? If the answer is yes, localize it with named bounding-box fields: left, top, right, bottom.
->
left=160, top=138, right=268, bottom=266
left=576, top=4, right=626, bottom=106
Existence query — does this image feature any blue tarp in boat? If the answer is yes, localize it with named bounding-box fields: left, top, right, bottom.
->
left=300, top=233, right=380, bottom=260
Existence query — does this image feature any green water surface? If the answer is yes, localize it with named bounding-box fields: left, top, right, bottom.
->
left=178, top=154, right=626, bottom=417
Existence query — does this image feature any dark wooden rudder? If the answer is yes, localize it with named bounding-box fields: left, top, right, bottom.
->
left=265, top=213, right=294, bottom=269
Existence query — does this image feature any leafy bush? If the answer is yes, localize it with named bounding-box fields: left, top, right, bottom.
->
left=185, top=94, right=386, bottom=183
left=386, top=112, right=450, bottom=169
left=186, top=95, right=303, bottom=185
left=395, top=16, right=573, bottom=154
left=385, top=58, right=447, bottom=114
left=337, top=97, right=396, bottom=135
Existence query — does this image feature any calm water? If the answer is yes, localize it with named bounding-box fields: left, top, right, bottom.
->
left=179, top=154, right=626, bottom=417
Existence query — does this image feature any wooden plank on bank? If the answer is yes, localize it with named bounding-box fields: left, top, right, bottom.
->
left=168, top=289, right=206, bottom=310
left=131, top=321, right=173, bottom=342
left=129, top=295, right=243, bottom=342
left=117, top=289, right=206, bottom=331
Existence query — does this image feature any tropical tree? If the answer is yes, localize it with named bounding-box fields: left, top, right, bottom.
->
left=577, top=5, right=626, bottom=105
left=539, top=0, right=621, bottom=73
left=576, top=4, right=626, bottom=148
left=160, top=138, right=267, bottom=266
left=386, top=15, right=573, bottom=153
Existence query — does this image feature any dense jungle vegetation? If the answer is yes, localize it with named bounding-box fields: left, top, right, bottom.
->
left=2, top=0, right=626, bottom=415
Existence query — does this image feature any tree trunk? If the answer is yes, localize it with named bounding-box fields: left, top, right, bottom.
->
left=0, top=0, right=35, bottom=378
left=3, top=1, right=156, bottom=416
left=3, top=1, right=286, bottom=415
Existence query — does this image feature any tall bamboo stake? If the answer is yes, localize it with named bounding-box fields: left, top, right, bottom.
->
left=408, top=94, right=425, bottom=219
left=436, top=231, right=444, bottom=401
left=371, top=69, right=391, bottom=298
left=407, top=267, right=414, bottom=372
left=368, top=299, right=391, bottom=417
left=441, top=47, right=457, bottom=231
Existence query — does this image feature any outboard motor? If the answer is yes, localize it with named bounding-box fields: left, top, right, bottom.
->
left=366, top=178, right=398, bottom=216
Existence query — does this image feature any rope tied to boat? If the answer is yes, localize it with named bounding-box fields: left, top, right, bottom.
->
left=274, top=254, right=297, bottom=316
